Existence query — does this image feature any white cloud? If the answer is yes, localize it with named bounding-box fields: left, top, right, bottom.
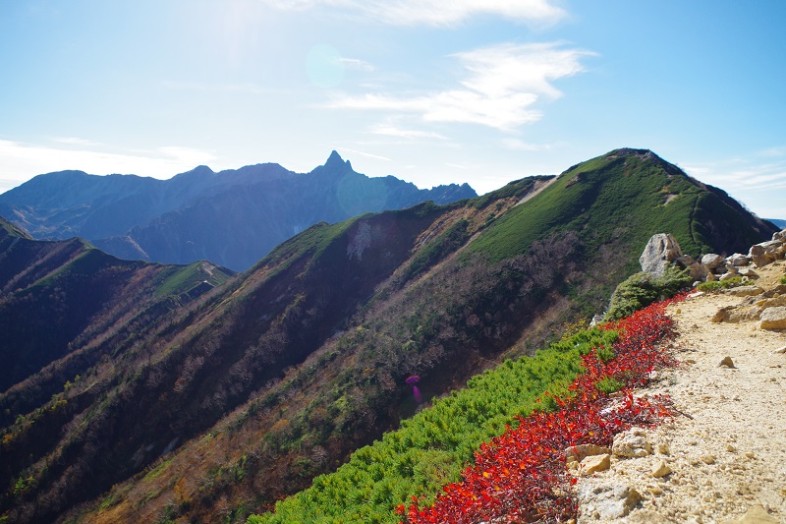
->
left=52, top=136, right=102, bottom=147
left=328, top=42, right=593, bottom=130
left=686, top=161, right=786, bottom=190
left=683, top=157, right=786, bottom=218
left=370, top=123, right=446, bottom=140
left=0, top=139, right=217, bottom=194
left=340, top=147, right=392, bottom=162
left=338, top=57, right=375, bottom=71
left=260, top=0, right=566, bottom=26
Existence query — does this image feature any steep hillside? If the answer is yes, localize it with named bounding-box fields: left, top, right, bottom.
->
left=0, top=219, right=232, bottom=394
left=0, top=152, right=476, bottom=270
left=0, top=149, right=775, bottom=524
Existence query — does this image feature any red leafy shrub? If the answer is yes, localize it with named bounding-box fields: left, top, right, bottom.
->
left=399, top=296, right=683, bottom=523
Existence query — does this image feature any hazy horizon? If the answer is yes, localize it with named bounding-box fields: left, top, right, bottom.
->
left=1, top=1, right=784, bottom=217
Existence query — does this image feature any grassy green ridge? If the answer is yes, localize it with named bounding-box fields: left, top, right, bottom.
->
left=248, top=328, right=617, bottom=524
left=0, top=217, right=30, bottom=239
left=471, top=151, right=758, bottom=271
left=469, top=150, right=714, bottom=264
left=153, top=261, right=233, bottom=298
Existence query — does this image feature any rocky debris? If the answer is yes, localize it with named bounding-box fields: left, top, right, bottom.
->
left=702, top=253, right=725, bottom=270
left=612, top=428, right=653, bottom=458
left=651, top=460, right=672, bottom=478
left=729, top=253, right=751, bottom=267
left=638, top=228, right=786, bottom=290
left=577, top=482, right=642, bottom=519
left=580, top=454, right=611, bottom=476
left=712, top=305, right=762, bottom=323
left=728, top=285, right=765, bottom=297
left=760, top=306, right=786, bottom=330
left=755, top=296, right=786, bottom=308
left=719, top=356, right=736, bottom=368
left=724, top=504, right=779, bottom=524
left=566, top=444, right=612, bottom=463
left=640, top=233, right=683, bottom=276
left=737, top=267, right=760, bottom=279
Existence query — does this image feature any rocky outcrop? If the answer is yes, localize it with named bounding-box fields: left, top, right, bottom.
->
left=760, top=306, right=786, bottom=330
left=640, top=233, right=683, bottom=276
left=577, top=482, right=643, bottom=519
left=645, top=228, right=786, bottom=288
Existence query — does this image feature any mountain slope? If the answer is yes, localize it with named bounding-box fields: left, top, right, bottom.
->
left=0, top=218, right=231, bottom=394
left=0, top=152, right=476, bottom=270
left=0, top=149, right=776, bottom=524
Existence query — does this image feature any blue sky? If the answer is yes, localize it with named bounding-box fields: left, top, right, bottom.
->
left=1, top=0, right=785, bottom=217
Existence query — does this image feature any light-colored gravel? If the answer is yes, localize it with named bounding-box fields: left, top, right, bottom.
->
left=577, top=262, right=786, bottom=524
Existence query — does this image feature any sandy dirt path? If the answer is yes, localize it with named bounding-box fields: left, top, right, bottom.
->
left=577, top=262, right=786, bottom=524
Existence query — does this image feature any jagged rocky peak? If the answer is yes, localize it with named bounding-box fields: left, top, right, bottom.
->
left=323, top=150, right=352, bottom=171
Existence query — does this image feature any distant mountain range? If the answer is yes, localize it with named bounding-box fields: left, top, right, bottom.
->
left=768, top=218, right=786, bottom=228
left=0, top=148, right=776, bottom=524
left=0, top=151, right=476, bottom=271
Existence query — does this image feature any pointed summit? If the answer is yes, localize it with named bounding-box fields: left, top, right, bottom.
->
left=324, top=150, right=351, bottom=171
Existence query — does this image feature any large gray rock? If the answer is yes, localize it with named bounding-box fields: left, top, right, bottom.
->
left=749, top=240, right=783, bottom=267
left=639, top=233, right=682, bottom=277
left=701, top=253, right=725, bottom=270
left=728, top=253, right=750, bottom=267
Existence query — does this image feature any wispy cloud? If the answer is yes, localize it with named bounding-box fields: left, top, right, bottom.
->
left=0, top=139, right=217, bottom=193
left=685, top=160, right=786, bottom=191
left=52, top=136, right=102, bottom=147
left=328, top=42, right=593, bottom=131
left=339, top=57, right=375, bottom=71
left=261, top=0, right=566, bottom=27
left=340, top=147, right=392, bottom=162
left=684, top=156, right=786, bottom=218
left=370, top=122, right=446, bottom=140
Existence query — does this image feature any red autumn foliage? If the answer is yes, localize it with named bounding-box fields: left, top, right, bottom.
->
left=399, top=296, right=683, bottom=523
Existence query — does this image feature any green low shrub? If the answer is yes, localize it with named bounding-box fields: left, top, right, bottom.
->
left=696, top=276, right=744, bottom=292
left=604, top=266, right=691, bottom=321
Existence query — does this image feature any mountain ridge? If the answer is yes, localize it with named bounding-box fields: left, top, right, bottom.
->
left=0, top=152, right=476, bottom=271
left=0, top=148, right=777, bottom=524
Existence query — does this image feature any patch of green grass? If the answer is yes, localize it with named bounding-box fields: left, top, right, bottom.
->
left=780, top=274, right=786, bottom=285
left=696, top=276, right=745, bottom=292
left=250, top=219, right=358, bottom=274
left=143, top=458, right=173, bottom=482
left=595, top=376, right=624, bottom=395
left=402, top=219, right=469, bottom=280
left=154, top=262, right=231, bottom=297
left=470, top=176, right=550, bottom=210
